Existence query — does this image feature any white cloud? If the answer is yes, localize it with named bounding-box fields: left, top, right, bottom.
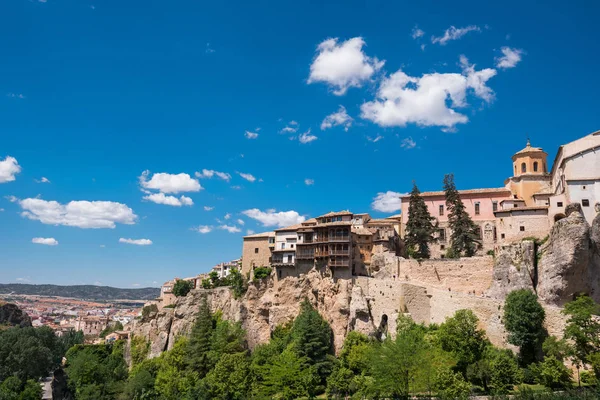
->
left=245, top=130, right=259, bottom=139
left=304, top=178, right=314, bottom=186
left=495, top=47, right=524, bottom=69
left=280, top=126, right=298, bottom=134
left=431, top=25, right=480, bottom=45
left=0, top=156, right=21, bottom=183
left=194, top=225, right=213, bottom=234
left=246, top=229, right=255, bottom=235
left=100, top=245, right=106, bottom=248
left=224, top=213, right=231, bottom=220
left=143, top=193, right=193, bottom=207
left=411, top=26, right=425, bottom=39
left=18, top=198, right=137, bottom=229
left=35, top=177, right=51, bottom=184
left=231, top=185, right=242, bottom=190
left=16, top=277, right=31, bottom=282
left=371, top=191, right=402, bottom=213
left=299, top=129, right=318, bottom=144
left=237, top=219, right=245, bottom=225
left=238, top=172, right=256, bottom=182
left=7, top=93, right=25, bottom=99
left=195, top=169, right=231, bottom=182
left=219, top=224, right=241, bottom=233
left=6, top=195, right=18, bottom=203
left=367, top=135, right=383, bottom=143
left=32, top=237, right=58, bottom=246
left=242, top=209, right=305, bottom=227
left=401, top=137, right=417, bottom=149
left=119, top=238, right=152, bottom=246
left=204, top=206, right=214, bottom=211
left=139, top=170, right=202, bottom=194
left=360, top=56, right=497, bottom=129
left=0, top=208, right=4, bottom=212
left=308, top=37, right=384, bottom=95
left=320, top=106, right=353, bottom=131
left=289, top=120, right=298, bottom=126
left=206, top=43, right=215, bottom=54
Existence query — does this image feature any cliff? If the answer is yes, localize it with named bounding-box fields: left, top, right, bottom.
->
left=132, top=206, right=600, bottom=360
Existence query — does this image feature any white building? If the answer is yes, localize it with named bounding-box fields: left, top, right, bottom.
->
left=211, top=258, right=241, bottom=279
left=548, top=130, right=600, bottom=223
left=271, top=224, right=302, bottom=267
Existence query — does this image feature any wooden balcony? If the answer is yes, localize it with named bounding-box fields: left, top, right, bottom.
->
left=271, top=259, right=296, bottom=267
left=329, top=249, right=351, bottom=256
left=328, top=259, right=350, bottom=267
left=296, top=251, right=315, bottom=259
left=328, top=235, right=350, bottom=242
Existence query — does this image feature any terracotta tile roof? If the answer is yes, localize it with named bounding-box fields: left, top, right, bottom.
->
left=243, top=231, right=275, bottom=239
left=400, top=187, right=510, bottom=199
left=352, top=227, right=373, bottom=235
left=274, top=223, right=304, bottom=232
left=318, top=210, right=353, bottom=218
left=385, top=214, right=402, bottom=219
left=494, top=206, right=549, bottom=214
left=366, top=219, right=396, bottom=224
left=301, top=218, right=318, bottom=225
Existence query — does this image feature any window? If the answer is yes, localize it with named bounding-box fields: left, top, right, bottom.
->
left=582, top=199, right=590, bottom=207
left=514, top=204, right=519, bottom=208
left=439, top=205, right=444, bottom=216
left=475, top=202, right=480, bottom=215
left=291, top=244, right=294, bottom=248
left=281, top=243, right=285, bottom=249
left=438, top=229, right=446, bottom=242
left=268, top=237, right=275, bottom=244
left=440, top=245, right=445, bottom=250
left=520, top=226, right=525, bottom=232
left=278, top=270, right=282, bottom=279
left=521, top=162, right=526, bottom=173
left=254, top=248, right=259, bottom=254
left=492, top=201, right=498, bottom=212
left=557, top=202, right=563, bottom=207
left=501, top=233, right=505, bottom=239
left=583, top=185, right=587, bottom=190
left=533, top=161, right=538, bottom=172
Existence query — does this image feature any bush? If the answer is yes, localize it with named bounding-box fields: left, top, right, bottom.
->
left=141, top=304, right=158, bottom=322
left=201, top=279, right=212, bottom=289
left=536, top=356, right=572, bottom=389
left=253, top=267, right=272, bottom=280
left=130, top=335, right=150, bottom=367
left=445, top=247, right=459, bottom=259
left=486, top=249, right=495, bottom=257
left=172, top=279, right=193, bottom=297
left=228, top=268, right=247, bottom=299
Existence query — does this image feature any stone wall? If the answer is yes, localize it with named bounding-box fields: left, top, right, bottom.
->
left=371, top=253, right=494, bottom=295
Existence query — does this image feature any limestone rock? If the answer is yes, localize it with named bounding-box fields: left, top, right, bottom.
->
left=347, top=285, right=375, bottom=335
left=537, top=209, right=593, bottom=306
left=486, top=241, right=536, bottom=299
left=370, top=252, right=400, bottom=279
left=0, top=303, right=32, bottom=327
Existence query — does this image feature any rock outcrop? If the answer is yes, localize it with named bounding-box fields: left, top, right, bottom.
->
left=487, top=241, right=536, bottom=299
left=537, top=206, right=596, bottom=306
left=0, top=303, right=32, bottom=327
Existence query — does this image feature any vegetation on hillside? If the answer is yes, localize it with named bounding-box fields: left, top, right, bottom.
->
left=0, top=283, right=160, bottom=301
left=404, top=182, right=436, bottom=259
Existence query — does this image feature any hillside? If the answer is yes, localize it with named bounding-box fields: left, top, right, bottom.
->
left=0, top=283, right=160, bottom=301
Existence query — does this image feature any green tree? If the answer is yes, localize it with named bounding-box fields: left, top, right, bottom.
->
left=228, top=268, right=247, bottom=299
left=209, top=271, right=220, bottom=287
left=503, top=289, right=546, bottom=364
left=186, top=296, right=214, bottom=378
left=155, top=337, right=198, bottom=400
left=434, top=368, right=471, bottom=400
left=404, top=182, right=436, bottom=259
left=438, top=309, right=488, bottom=376
left=488, top=348, right=522, bottom=394
left=100, top=322, right=124, bottom=338
left=253, top=267, right=272, bottom=280
left=562, top=295, right=600, bottom=367
left=256, top=348, right=318, bottom=400
left=204, top=353, right=251, bottom=400
left=443, top=174, right=480, bottom=257
left=172, top=279, right=194, bottom=297
left=326, top=366, right=354, bottom=399
left=536, top=356, right=573, bottom=389
left=542, top=336, right=573, bottom=362
left=290, top=299, right=334, bottom=382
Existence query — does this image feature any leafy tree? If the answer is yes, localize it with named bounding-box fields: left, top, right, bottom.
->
left=562, top=295, right=600, bottom=367
left=209, top=271, right=220, bottom=287
left=228, top=268, right=247, bottom=299
left=100, top=322, right=124, bottom=338
left=443, top=174, right=480, bottom=257
left=201, top=279, right=212, bottom=289
left=204, top=353, right=251, bottom=400
left=172, top=279, right=194, bottom=297
left=154, top=338, right=198, bottom=400
left=434, top=368, right=471, bottom=400
left=130, top=335, right=150, bottom=367
left=255, top=348, right=318, bottom=400
left=542, top=336, right=573, bottom=362
left=290, top=299, right=334, bottom=382
left=186, top=296, right=214, bottom=378
left=326, top=366, right=354, bottom=399
left=438, top=309, right=488, bottom=376
left=0, top=376, right=43, bottom=400
left=536, top=356, right=573, bottom=389
left=208, top=316, right=246, bottom=366
left=253, top=266, right=272, bottom=280
left=404, top=182, right=436, bottom=259
left=503, top=289, right=546, bottom=364
left=122, top=357, right=161, bottom=400
left=488, top=348, right=522, bottom=394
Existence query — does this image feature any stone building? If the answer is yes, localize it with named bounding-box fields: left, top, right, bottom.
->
left=211, top=258, right=241, bottom=279
left=74, top=315, right=109, bottom=336
left=241, top=231, right=275, bottom=276
left=547, top=130, right=600, bottom=224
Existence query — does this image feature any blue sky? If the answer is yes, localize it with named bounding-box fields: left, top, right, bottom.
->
left=1, top=0, right=599, bottom=288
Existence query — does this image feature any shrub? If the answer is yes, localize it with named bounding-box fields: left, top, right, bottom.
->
left=486, top=249, right=495, bottom=257
left=445, top=247, right=459, bottom=259
left=253, top=267, right=272, bottom=280
left=141, top=304, right=158, bottom=322
left=536, top=356, right=572, bottom=389
left=201, top=279, right=212, bottom=289
left=130, top=335, right=150, bottom=367
left=172, top=279, right=193, bottom=297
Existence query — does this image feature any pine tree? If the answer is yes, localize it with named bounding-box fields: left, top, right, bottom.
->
left=186, top=296, right=214, bottom=377
left=404, top=182, right=436, bottom=259
left=443, top=174, right=480, bottom=257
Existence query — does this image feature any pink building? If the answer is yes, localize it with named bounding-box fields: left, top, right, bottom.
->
left=400, top=188, right=513, bottom=257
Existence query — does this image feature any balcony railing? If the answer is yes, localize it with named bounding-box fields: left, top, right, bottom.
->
left=328, top=260, right=350, bottom=267
left=296, top=251, right=315, bottom=259
left=272, top=259, right=296, bottom=266
left=328, top=235, right=350, bottom=242
left=329, top=250, right=351, bottom=256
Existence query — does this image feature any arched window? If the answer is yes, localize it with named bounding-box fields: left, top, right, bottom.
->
left=533, top=161, right=538, bottom=172
left=521, top=162, right=526, bottom=173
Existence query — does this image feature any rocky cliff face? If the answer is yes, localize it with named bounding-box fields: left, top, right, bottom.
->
left=0, top=303, right=32, bottom=327
left=133, top=206, right=600, bottom=361
left=537, top=204, right=600, bottom=306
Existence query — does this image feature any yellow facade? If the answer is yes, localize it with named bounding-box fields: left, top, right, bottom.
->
left=506, top=140, right=552, bottom=206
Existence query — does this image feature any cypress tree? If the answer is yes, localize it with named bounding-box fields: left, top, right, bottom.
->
left=404, top=182, right=436, bottom=259
left=186, top=295, right=214, bottom=377
left=443, top=174, right=480, bottom=257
